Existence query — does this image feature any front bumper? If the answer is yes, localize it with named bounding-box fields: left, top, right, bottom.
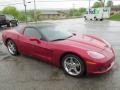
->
left=86, top=56, right=115, bottom=74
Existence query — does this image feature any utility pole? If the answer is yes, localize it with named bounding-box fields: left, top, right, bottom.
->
left=103, top=0, right=105, bottom=7
left=72, top=3, right=75, bottom=9
left=88, top=0, right=91, bottom=14
left=23, top=0, right=27, bottom=23
left=34, top=0, right=37, bottom=22
left=89, top=0, right=91, bottom=9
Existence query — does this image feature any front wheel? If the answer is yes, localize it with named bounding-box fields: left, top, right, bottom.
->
left=61, top=54, right=85, bottom=77
left=7, top=39, right=19, bottom=56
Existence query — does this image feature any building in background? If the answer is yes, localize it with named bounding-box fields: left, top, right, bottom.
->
left=40, top=10, right=66, bottom=20
left=111, top=7, right=120, bottom=14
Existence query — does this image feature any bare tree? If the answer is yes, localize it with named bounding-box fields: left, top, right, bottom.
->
left=107, top=0, right=113, bottom=7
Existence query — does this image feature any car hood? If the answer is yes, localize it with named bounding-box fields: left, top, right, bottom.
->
left=55, top=34, right=109, bottom=52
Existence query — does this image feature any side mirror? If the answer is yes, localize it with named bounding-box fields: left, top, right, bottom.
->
left=72, top=33, right=76, bottom=36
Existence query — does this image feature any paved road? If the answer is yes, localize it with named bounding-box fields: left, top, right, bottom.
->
left=0, top=18, right=120, bottom=90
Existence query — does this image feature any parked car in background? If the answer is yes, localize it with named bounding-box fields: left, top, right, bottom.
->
left=0, top=15, right=18, bottom=27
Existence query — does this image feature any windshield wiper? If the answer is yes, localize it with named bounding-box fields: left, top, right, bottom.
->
left=51, top=35, right=74, bottom=41
left=66, top=35, right=73, bottom=39
left=51, top=38, right=66, bottom=41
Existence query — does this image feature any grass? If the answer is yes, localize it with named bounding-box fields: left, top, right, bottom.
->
left=109, top=13, right=120, bottom=21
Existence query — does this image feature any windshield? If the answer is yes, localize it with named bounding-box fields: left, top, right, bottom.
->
left=38, top=25, right=73, bottom=41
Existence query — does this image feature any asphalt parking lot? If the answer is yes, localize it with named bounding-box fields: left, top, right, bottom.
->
left=0, top=18, right=120, bottom=90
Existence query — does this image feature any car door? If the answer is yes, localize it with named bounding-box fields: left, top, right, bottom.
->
left=28, top=28, right=53, bottom=62
left=33, top=39, right=53, bottom=62
left=18, top=27, right=52, bottom=62
left=19, top=27, right=41, bottom=55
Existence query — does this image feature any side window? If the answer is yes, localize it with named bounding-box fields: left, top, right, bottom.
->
left=5, top=16, right=8, bottom=20
left=0, top=15, right=5, bottom=20
left=6, top=15, right=14, bottom=20
left=24, top=27, right=41, bottom=39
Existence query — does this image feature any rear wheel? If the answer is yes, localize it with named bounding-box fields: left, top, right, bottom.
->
left=100, top=18, right=103, bottom=21
left=84, top=16, right=87, bottom=20
left=61, top=54, right=85, bottom=77
left=15, top=22, right=18, bottom=26
left=90, top=19, right=92, bottom=21
left=7, top=39, right=19, bottom=56
left=94, top=17, right=96, bottom=20
left=7, top=22, right=12, bottom=27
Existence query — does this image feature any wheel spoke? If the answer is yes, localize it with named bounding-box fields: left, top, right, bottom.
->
left=70, top=57, right=74, bottom=63
left=65, top=62, right=71, bottom=66
left=9, top=41, right=12, bottom=46
left=75, top=63, right=80, bottom=67
left=73, top=67, right=79, bottom=74
left=8, top=42, right=11, bottom=47
left=7, top=40, right=16, bottom=54
left=11, top=47, right=15, bottom=52
left=68, top=67, right=73, bottom=73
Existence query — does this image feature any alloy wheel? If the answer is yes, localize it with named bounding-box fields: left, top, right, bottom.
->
left=63, top=56, right=82, bottom=76
left=7, top=40, right=17, bottom=55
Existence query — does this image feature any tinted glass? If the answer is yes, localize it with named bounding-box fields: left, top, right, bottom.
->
left=6, top=15, right=14, bottom=20
left=0, top=15, right=5, bottom=20
left=24, top=27, right=41, bottom=39
left=38, top=25, right=73, bottom=41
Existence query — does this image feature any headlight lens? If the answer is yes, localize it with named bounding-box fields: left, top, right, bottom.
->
left=87, top=51, right=105, bottom=59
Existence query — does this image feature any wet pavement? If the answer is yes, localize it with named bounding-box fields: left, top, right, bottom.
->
left=0, top=18, right=120, bottom=90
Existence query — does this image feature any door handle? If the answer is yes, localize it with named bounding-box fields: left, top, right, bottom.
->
left=30, top=38, right=41, bottom=44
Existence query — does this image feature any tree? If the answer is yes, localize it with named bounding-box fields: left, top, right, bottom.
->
left=17, top=12, right=26, bottom=22
left=79, top=8, right=86, bottom=13
left=92, top=1, right=104, bottom=8
left=68, top=9, right=74, bottom=16
left=34, top=10, right=41, bottom=21
left=107, top=0, right=113, bottom=7
left=68, top=8, right=86, bottom=16
left=112, top=5, right=120, bottom=9
left=2, top=6, right=19, bottom=18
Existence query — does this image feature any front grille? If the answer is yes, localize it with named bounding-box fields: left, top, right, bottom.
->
left=97, top=58, right=114, bottom=72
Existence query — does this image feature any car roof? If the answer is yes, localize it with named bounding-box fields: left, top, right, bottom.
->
left=14, top=22, right=55, bottom=33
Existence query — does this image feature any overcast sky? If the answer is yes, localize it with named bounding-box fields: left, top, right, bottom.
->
left=0, top=0, right=120, bottom=10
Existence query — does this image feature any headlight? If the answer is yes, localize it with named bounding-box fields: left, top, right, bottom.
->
left=87, top=51, right=105, bottom=59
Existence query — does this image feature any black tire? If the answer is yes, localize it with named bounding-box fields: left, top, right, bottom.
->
left=61, top=54, right=85, bottom=78
left=96, top=18, right=98, bottom=21
left=90, top=19, right=92, bottom=21
left=100, top=18, right=103, bottom=21
left=84, top=16, right=87, bottom=20
left=85, top=18, right=87, bottom=20
left=15, top=22, right=18, bottom=26
left=7, top=39, right=19, bottom=56
left=7, top=22, right=12, bottom=27
left=94, top=17, right=98, bottom=21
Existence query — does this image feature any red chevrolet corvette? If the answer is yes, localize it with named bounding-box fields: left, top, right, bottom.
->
left=2, top=23, right=115, bottom=77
